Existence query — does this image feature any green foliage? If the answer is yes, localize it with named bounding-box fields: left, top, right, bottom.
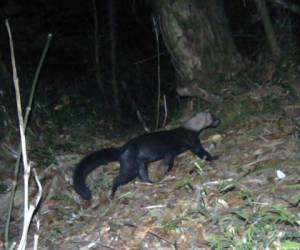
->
left=30, top=145, right=58, bottom=165
left=239, top=188, right=255, bottom=204
left=280, top=240, right=300, bottom=250
left=207, top=236, right=232, bottom=250
left=173, top=178, right=194, bottom=192
left=50, top=193, right=78, bottom=206
left=189, top=159, right=205, bottom=176
left=212, top=97, right=260, bottom=132
left=289, top=193, right=300, bottom=207
left=208, top=203, right=300, bottom=249
left=93, top=173, right=113, bottom=191
left=217, top=180, right=235, bottom=194
left=164, top=216, right=188, bottom=232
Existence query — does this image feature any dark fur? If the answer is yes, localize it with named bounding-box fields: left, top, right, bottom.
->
left=73, top=114, right=219, bottom=200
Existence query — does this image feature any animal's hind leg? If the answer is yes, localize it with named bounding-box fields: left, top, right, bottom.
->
left=164, top=154, right=175, bottom=174
left=111, top=160, right=138, bottom=198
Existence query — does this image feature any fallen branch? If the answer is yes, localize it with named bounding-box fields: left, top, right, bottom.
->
left=124, top=223, right=177, bottom=249
left=241, top=154, right=271, bottom=177
left=177, top=82, right=222, bottom=103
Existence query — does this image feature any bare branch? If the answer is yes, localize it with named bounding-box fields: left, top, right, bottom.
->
left=5, top=31, right=51, bottom=249
left=177, top=82, right=222, bottom=103
left=5, top=19, right=44, bottom=250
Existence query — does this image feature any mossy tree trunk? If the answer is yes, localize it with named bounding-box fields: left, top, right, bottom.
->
left=152, top=0, right=243, bottom=85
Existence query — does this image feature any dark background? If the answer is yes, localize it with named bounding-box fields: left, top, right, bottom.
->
left=0, top=0, right=299, bottom=124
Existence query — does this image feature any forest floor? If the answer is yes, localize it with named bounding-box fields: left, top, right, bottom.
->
left=1, top=79, right=300, bottom=249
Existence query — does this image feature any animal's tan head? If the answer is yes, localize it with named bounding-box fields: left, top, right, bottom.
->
left=183, top=112, right=219, bottom=132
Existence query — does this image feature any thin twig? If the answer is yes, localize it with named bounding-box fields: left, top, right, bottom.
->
left=152, top=16, right=161, bottom=129
left=4, top=31, right=52, bottom=249
left=142, top=204, right=166, bottom=209
left=98, top=243, right=118, bottom=250
left=148, top=230, right=177, bottom=249
left=133, top=52, right=166, bottom=64
left=162, top=94, right=168, bottom=128
left=5, top=16, right=28, bottom=217
left=201, top=178, right=234, bottom=187
left=5, top=19, right=46, bottom=250
left=124, top=223, right=177, bottom=249
left=17, top=167, right=43, bottom=250
left=6, top=19, right=30, bottom=250
left=26, top=34, right=52, bottom=122
left=32, top=169, right=43, bottom=250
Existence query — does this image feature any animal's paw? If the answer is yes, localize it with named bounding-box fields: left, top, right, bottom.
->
left=211, top=155, right=219, bottom=161
left=205, top=155, right=219, bottom=161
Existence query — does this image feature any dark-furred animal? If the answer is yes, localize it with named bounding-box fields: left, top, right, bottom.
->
left=73, top=112, right=219, bottom=200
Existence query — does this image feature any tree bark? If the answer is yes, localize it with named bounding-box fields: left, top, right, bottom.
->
left=152, top=0, right=243, bottom=84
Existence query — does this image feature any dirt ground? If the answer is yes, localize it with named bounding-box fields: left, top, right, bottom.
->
left=2, top=108, right=299, bottom=250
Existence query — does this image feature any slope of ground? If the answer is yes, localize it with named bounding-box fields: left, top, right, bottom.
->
left=1, top=82, right=300, bottom=250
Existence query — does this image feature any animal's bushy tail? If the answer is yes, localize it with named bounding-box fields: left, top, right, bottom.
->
left=73, top=147, right=121, bottom=199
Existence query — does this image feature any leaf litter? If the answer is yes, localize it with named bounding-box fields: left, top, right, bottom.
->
left=1, top=90, right=300, bottom=250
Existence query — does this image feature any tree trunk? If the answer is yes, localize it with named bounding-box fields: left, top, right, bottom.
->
left=108, top=0, right=121, bottom=120
left=255, top=0, right=281, bottom=60
left=152, top=0, right=243, bottom=84
left=91, top=0, right=105, bottom=95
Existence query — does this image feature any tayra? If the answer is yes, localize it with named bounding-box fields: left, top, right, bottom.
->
left=73, top=112, right=219, bottom=200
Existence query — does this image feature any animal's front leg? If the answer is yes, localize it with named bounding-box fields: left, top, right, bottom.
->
left=190, top=143, right=216, bottom=161
left=138, top=163, right=153, bottom=183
